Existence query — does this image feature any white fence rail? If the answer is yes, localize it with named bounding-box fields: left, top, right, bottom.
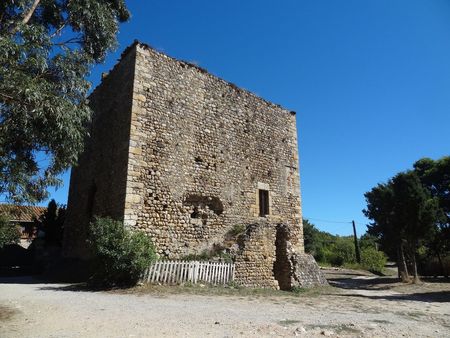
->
left=142, top=261, right=235, bottom=285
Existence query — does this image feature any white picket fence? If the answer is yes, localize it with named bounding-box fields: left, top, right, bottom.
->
left=142, top=261, right=235, bottom=285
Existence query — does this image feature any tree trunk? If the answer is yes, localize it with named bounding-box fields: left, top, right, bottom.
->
left=436, top=252, right=447, bottom=278
left=399, top=242, right=410, bottom=282
left=10, top=0, right=41, bottom=34
left=22, top=0, right=41, bottom=25
left=410, top=247, right=420, bottom=284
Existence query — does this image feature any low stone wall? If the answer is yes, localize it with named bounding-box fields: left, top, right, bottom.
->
left=234, top=221, right=327, bottom=289
left=234, top=222, right=279, bottom=288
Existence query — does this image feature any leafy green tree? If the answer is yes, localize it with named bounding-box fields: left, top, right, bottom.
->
left=0, top=215, right=21, bottom=248
left=393, top=172, right=441, bottom=282
left=303, top=219, right=334, bottom=262
left=0, top=0, right=130, bottom=203
left=413, top=157, right=449, bottom=276
left=35, top=199, right=66, bottom=246
left=359, top=233, right=379, bottom=250
left=303, top=219, right=358, bottom=266
left=364, top=171, right=442, bottom=282
left=302, top=219, right=318, bottom=255
left=363, top=182, right=403, bottom=262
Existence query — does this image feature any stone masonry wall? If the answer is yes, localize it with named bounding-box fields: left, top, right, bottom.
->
left=234, top=222, right=279, bottom=288
left=124, top=43, right=304, bottom=259
left=63, top=41, right=313, bottom=288
left=63, top=48, right=136, bottom=258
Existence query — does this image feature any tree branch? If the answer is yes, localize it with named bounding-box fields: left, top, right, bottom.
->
left=50, top=23, right=66, bottom=38
left=52, top=37, right=83, bottom=46
left=22, top=0, right=41, bottom=25
left=0, top=92, right=15, bottom=101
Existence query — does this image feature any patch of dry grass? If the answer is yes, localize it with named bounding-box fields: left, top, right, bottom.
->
left=0, top=305, right=18, bottom=322
left=116, top=283, right=337, bottom=300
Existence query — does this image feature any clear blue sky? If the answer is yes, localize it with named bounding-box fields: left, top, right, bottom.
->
left=44, top=0, right=450, bottom=236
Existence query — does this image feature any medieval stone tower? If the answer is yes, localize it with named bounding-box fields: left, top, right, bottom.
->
left=64, top=41, right=326, bottom=289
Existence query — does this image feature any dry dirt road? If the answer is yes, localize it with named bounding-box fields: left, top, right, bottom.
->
left=0, top=269, right=449, bottom=337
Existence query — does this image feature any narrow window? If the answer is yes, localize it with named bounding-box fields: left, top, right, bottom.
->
left=259, top=189, right=269, bottom=217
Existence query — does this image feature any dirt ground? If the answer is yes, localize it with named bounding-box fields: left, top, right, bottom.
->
left=0, top=268, right=449, bottom=337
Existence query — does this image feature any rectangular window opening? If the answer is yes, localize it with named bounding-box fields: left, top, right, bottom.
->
left=259, top=189, right=269, bottom=217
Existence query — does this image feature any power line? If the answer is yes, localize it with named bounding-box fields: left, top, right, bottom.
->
left=304, top=217, right=369, bottom=225
left=303, top=217, right=352, bottom=224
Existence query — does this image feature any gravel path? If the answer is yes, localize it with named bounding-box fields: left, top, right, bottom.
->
left=0, top=271, right=449, bottom=337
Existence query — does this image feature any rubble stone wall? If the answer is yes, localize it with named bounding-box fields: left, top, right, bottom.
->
left=125, top=43, right=303, bottom=258
left=63, top=48, right=136, bottom=258
left=63, top=42, right=316, bottom=288
left=234, top=222, right=279, bottom=288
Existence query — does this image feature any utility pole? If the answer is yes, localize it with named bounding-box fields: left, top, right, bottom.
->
left=352, top=220, right=361, bottom=263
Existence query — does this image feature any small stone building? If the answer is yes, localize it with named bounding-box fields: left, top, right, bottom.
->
left=63, top=41, right=326, bottom=289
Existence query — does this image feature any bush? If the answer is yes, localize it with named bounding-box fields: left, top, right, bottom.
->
left=0, top=215, right=21, bottom=249
left=88, top=217, right=156, bottom=287
left=333, top=238, right=356, bottom=265
left=315, top=237, right=356, bottom=267
left=227, top=224, right=246, bottom=239
left=361, top=247, right=387, bottom=274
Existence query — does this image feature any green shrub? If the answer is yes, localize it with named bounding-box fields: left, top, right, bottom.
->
left=291, top=286, right=307, bottom=294
left=0, top=215, right=21, bottom=249
left=228, top=224, right=246, bottom=238
left=182, top=249, right=233, bottom=263
left=317, top=238, right=356, bottom=267
left=361, top=247, right=387, bottom=274
left=87, top=217, right=156, bottom=287
left=334, top=238, right=357, bottom=265
left=327, top=252, right=345, bottom=266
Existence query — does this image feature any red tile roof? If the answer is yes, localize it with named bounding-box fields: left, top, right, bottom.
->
left=0, top=204, right=46, bottom=222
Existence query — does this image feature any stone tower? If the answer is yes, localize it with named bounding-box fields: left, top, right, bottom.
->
left=64, top=41, right=326, bottom=288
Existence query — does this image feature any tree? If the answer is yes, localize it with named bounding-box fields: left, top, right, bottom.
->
left=0, top=0, right=130, bottom=203
left=413, top=157, right=450, bottom=276
left=302, top=218, right=318, bottom=255
left=302, top=218, right=335, bottom=262
left=303, top=219, right=357, bottom=266
left=0, top=214, right=21, bottom=249
left=34, top=199, right=66, bottom=246
left=391, top=172, right=441, bottom=282
left=359, top=233, right=379, bottom=250
left=363, top=181, right=404, bottom=273
left=364, top=171, right=442, bottom=282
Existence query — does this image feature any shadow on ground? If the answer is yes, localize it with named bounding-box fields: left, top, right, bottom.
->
left=323, top=268, right=450, bottom=303
left=335, top=291, right=450, bottom=303
left=327, top=276, right=400, bottom=291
